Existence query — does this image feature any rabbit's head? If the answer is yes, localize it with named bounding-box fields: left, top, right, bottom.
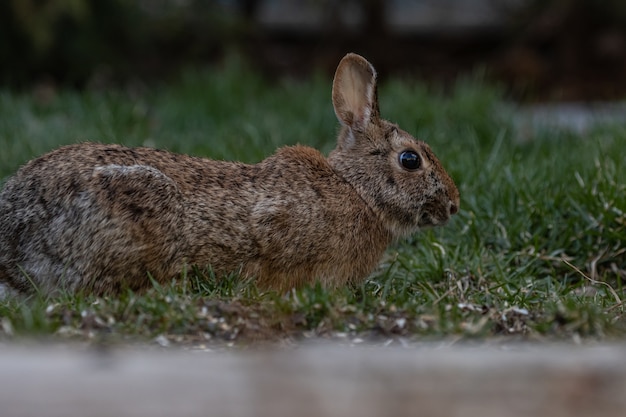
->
left=328, top=53, right=459, bottom=238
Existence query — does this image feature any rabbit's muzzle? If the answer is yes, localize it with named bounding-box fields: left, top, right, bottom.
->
left=418, top=190, right=459, bottom=228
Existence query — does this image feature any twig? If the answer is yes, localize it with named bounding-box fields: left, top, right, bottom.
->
left=562, top=258, right=623, bottom=311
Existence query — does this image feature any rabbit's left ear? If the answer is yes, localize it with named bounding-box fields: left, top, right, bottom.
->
left=332, top=53, right=380, bottom=132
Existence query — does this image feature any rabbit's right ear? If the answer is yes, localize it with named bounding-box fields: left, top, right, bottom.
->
left=332, top=53, right=380, bottom=133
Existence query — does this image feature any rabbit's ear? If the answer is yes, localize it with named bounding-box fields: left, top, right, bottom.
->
left=332, top=53, right=380, bottom=132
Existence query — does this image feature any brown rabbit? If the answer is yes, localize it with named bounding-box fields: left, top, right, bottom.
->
left=0, top=53, right=459, bottom=297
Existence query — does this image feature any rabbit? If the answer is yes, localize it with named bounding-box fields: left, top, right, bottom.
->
left=0, top=53, right=460, bottom=297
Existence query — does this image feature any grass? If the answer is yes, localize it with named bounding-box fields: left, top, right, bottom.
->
left=0, top=61, right=624, bottom=347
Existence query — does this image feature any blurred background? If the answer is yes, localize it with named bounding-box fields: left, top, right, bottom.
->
left=1, top=0, right=626, bottom=101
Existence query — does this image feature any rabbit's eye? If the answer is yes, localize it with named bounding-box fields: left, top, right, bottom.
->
left=399, top=151, right=421, bottom=171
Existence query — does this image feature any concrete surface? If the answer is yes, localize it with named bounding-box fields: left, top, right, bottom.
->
left=2, top=344, right=626, bottom=417
left=516, top=102, right=626, bottom=135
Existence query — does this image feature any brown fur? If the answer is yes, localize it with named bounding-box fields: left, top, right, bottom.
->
left=0, top=53, right=459, bottom=296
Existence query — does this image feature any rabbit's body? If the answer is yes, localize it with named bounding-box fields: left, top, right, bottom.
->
left=0, top=53, right=459, bottom=296
left=0, top=143, right=388, bottom=295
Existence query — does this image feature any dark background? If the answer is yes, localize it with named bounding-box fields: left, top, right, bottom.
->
left=2, top=0, right=626, bottom=101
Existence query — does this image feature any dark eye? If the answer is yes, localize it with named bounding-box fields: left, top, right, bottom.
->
left=399, top=150, right=421, bottom=171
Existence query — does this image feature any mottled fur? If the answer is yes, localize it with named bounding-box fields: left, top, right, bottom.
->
left=0, top=53, right=459, bottom=296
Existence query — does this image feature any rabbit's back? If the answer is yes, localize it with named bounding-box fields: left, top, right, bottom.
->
left=0, top=143, right=258, bottom=294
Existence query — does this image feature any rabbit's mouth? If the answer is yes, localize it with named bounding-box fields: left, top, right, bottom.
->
left=418, top=213, right=435, bottom=227
left=418, top=212, right=448, bottom=228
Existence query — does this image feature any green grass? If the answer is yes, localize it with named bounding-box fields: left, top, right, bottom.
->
left=0, top=61, right=624, bottom=346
